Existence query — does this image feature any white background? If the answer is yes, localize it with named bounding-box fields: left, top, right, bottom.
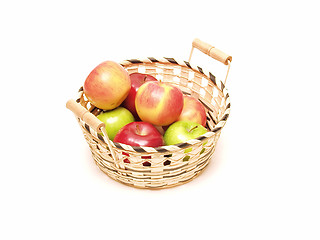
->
left=1, top=0, right=319, bottom=239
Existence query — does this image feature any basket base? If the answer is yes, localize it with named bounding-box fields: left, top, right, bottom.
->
left=92, top=151, right=213, bottom=190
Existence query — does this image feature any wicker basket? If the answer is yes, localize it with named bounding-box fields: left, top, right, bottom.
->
left=66, top=38, right=232, bottom=189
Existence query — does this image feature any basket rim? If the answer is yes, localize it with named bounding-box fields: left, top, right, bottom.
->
left=76, top=57, right=231, bottom=154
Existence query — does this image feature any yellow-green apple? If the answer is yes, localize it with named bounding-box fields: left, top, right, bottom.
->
left=97, top=107, right=134, bottom=141
left=122, top=73, right=157, bottom=119
left=135, top=81, right=184, bottom=126
left=84, top=61, right=130, bottom=110
left=178, top=95, right=207, bottom=127
left=114, top=122, right=164, bottom=147
left=164, top=121, right=208, bottom=145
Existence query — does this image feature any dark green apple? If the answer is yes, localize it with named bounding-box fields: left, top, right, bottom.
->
left=97, top=107, right=134, bottom=140
left=164, top=121, right=208, bottom=145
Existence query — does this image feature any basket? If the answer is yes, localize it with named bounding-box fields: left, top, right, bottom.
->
left=66, top=38, right=232, bottom=189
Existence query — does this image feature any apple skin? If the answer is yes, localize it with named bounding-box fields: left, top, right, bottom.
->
left=97, top=107, right=135, bottom=141
left=84, top=61, right=131, bottom=110
left=135, top=81, right=184, bottom=126
left=114, top=122, right=164, bottom=147
left=122, top=73, right=157, bottom=119
left=163, top=121, right=208, bottom=145
left=178, top=95, right=207, bottom=127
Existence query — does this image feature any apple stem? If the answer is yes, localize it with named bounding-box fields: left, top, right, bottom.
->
left=188, top=125, right=198, bottom=133
left=143, top=76, right=147, bottom=82
left=136, top=124, right=141, bottom=135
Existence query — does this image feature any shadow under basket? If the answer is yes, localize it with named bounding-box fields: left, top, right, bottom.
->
left=66, top=39, right=232, bottom=189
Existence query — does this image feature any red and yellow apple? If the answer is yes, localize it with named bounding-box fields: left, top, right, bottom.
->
left=135, top=81, right=184, bottom=126
left=121, top=73, right=157, bottom=119
left=178, top=95, right=207, bottom=127
left=83, top=61, right=130, bottom=110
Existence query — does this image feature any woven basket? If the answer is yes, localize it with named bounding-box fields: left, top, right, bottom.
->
left=66, top=38, right=232, bottom=189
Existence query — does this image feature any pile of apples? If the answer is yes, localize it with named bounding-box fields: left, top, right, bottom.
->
left=83, top=61, right=208, bottom=148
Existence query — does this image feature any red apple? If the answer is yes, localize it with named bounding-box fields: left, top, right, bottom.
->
left=122, top=73, right=157, bottom=119
left=178, top=95, right=207, bottom=127
left=135, top=81, right=184, bottom=126
left=83, top=61, right=130, bottom=110
left=114, top=122, right=164, bottom=147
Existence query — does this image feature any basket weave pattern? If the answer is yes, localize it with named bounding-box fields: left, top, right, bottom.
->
left=75, top=57, right=230, bottom=189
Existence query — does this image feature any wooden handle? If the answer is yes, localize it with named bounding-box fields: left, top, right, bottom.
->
left=66, top=99, right=105, bottom=133
left=192, top=38, right=232, bottom=65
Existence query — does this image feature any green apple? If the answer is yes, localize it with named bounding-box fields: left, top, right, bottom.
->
left=164, top=121, right=208, bottom=145
left=97, top=107, right=134, bottom=140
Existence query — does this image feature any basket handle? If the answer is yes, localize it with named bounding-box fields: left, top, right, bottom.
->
left=66, top=99, right=119, bottom=163
left=66, top=99, right=105, bottom=132
left=189, top=38, right=232, bottom=84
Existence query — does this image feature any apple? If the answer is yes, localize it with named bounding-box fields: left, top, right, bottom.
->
left=97, top=107, right=135, bottom=141
left=178, top=95, right=207, bottom=127
left=135, top=81, right=184, bottom=126
left=163, top=121, right=208, bottom=145
left=84, top=61, right=131, bottom=110
left=122, top=73, right=157, bottom=119
left=114, top=122, right=164, bottom=147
